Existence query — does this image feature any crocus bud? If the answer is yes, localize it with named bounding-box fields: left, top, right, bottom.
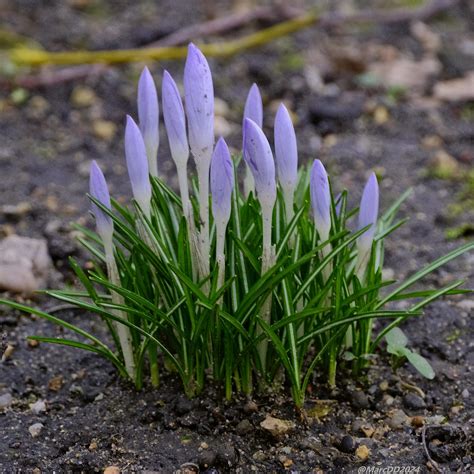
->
left=137, top=67, right=159, bottom=177
left=125, top=115, right=152, bottom=216
left=211, top=137, right=234, bottom=228
left=274, top=103, right=298, bottom=195
left=89, top=160, right=113, bottom=240
left=243, top=83, right=263, bottom=130
left=243, top=118, right=276, bottom=210
left=310, top=159, right=331, bottom=242
left=242, top=84, right=263, bottom=197
left=162, top=70, right=188, bottom=167
left=358, top=172, right=379, bottom=251
left=184, top=43, right=214, bottom=166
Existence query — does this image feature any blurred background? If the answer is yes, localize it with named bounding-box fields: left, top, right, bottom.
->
left=0, top=0, right=473, bottom=279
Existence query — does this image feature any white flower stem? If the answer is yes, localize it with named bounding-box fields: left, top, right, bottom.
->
left=103, top=237, right=136, bottom=381
left=146, top=143, right=158, bottom=178
left=243, top=164, right=255, bottom=198
left=257, top=204, right=275, bottom=369
left=215, top=221, right=227, bottom=303
left=283, top=187, right=295, bottom=247
left=197, top=161, right=211, bottom=291
left=177, top=164, right=198, bottom=281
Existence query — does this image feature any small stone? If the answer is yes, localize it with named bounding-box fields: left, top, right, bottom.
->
left=429, top=150, right=460, bottom=179
left=29, top=400, right=47, bottom=415
left=89, top=440, right=98, bottom=450
left=216, top=443, right=237, bottom=466
left=28, top=423, right=44, bottom=438
left=27, top=339, right=40, bottom=348
left=351, top=390, right=370, bottom=409
left=71, top=86, right=97, bottom=108
left=0, top=235, right=54, bottom=294
left=197, top=450, right=216, bottom=469
left=0, top=392, right=13, bottom=408
left=32, top=468, right=41, bottom=474
left=388, top=409, right=410, bottom=429
left=260, top=415, right=295, bottom=437
left=1, top=344, right=14, bottom=362
left=48, top=375, right=64, bottom=392
left=200, top=442, right=208, bottom=449
left=461, top=389, right=469, bottom=399
left=339, top=435, right=355, bottom=453
left=379, top=380, right=389, bottom=391
left=403, top=393, right=426, bottom=411
left=243, top=400, right=258, bottom=413
left=93, top=120, right=117, bottom=142
left=279, top=456, right=293, bottom=468
left=355, top=444, right=370, bottom=461
left=1, top=202, right=32, bottom=218
left=252, top=450, right=266, bottom=461
left=411, top=416, right=425, bottom=427
left=236, top=419, right=252, bottom=435
left=361, top=425, right=375, bottom=438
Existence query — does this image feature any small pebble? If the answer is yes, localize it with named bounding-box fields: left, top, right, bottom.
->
left=411, top=415, right=425, bottom=427
left=243, top=400, right=258, bottom=413
left=103, top=467, right=120, bottom=474
left=351, top=390, right=370, bottom=409
left=236, top=419, right=252, bottom=435
left=355, top=444, right=370, bottom=461
left=29, top=400, right=47, bottom=415
left=403, top=393, right=426, bottom=410
left=339, top=435, right=355, bottom=453
left=197, top=450, right=216, bottom=469
left=0, top=392, right=13, bottom=408
left=28, top=423, right=44, bottom=438
left=388, top=409, right=409, bottom=429
left=461, top=389, right=469, bottom=399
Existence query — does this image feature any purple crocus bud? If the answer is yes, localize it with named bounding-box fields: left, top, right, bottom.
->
left=243, top=118, right=276, bottom=209
left=184, top=43, right=214, bottom=165
left=243, top=83, right=263, bottom=130
left=358, top=172, right=379, bottom=251
left=274, top=103, right=298, bottom=196
left=125, top=115, right=152, bottom=216
left=310, top=159, right=331, bottom=241
left=89, top=160, right=113, bottom=240
left=137, top=67, right=159, bottom=177
left=211, top=137, right=234, bottom=228
left=162, top=70, right=188, bottom=167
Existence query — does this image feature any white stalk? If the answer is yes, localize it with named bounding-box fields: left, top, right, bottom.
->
left=215, top=220, right=227, bottom=303
left=197, top=160, right=211, bottom=284
left=243, top=164, right=255, bottom=198
left=103, top=236, right=135, bottom=380
left=257, top=203, right=275, bottom=368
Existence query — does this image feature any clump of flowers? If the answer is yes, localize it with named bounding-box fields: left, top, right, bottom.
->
left=2, top=44, right=472, bottom=407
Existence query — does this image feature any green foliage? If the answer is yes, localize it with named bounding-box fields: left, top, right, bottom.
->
left=1, top=165, right=472, bottom=407
left=385, top=327, right=435, bottom=379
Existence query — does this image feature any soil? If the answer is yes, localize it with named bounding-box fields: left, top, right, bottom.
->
left=1, top=1, right=473, bottom=472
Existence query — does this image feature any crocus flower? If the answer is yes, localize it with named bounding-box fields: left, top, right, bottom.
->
left=242, top=84, right=263, bottom=197
left=358, top=172, right=379, bottom=251
left=162, top=70, right=188, bottom=167
left=310, top=159, right=331, bottom=242
left=275, top=103, right=298, bottom=223
left=243, top=118, right=276, bottom=210
left=89, top=160, right=113, bottom=240
left=243, top=83, right=263, bottom=131
left=137, top=67, right=159, bottom=177
left=184, top=43, right=214, bottom=165
left=211, top=137, right=234, bottom=229
left=274, top=104, right=297, bottom=194
left=125, top=115, right=152, bottom=216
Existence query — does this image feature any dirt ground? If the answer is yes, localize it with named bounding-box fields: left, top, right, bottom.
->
left=0, top=0, right=473, bottom=472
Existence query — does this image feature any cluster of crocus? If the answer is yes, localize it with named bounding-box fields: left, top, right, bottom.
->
left=3, top=43, right=471, bottom=407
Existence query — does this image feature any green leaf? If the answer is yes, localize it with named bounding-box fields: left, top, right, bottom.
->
left=385, top=327, right=408, bottom=348
left=400, top=347, right=435, bottom=380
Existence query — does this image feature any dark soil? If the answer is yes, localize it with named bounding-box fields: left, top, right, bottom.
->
left=1, top=0, right=473, bottom=472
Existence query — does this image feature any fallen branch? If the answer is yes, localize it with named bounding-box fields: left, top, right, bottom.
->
left=6, top=0, right=458, bottom=68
